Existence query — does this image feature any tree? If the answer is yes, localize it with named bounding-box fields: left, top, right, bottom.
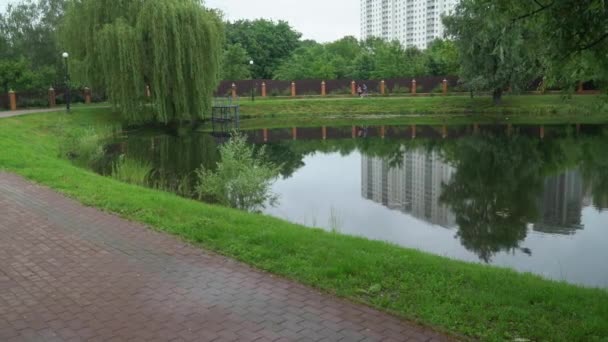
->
left=424, top=39, right=460, bottom=76
left=273, top=44, right=338, bottom=80
left=222, top=43, right=251, bottom=80
left=372, top=41, right=426, bottom=79
left=0, top=0, right=67, bottom=88
left=1, top=0, right=65, bottom=67
left=444, top=0, right=544, bottom=104
left=0, top=59, right=33, bottom=92
left=519, top=0, right=608, bottom=90
left=61, top=0, right=223, bottom=124
left=226, top=19, right=302, bottom=79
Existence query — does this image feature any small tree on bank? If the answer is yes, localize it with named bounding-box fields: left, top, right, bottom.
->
left=61, top=0, right=223, bottom=124
left=195, top=133, right=280, bottom=213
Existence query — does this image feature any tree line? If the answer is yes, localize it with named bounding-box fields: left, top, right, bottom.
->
left=0, top=1, right=459, bottom=93
left=444, top=0, right=608, bottom=103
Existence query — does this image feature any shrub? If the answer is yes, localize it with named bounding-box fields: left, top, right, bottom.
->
left=195, top=132, right=280, bottom=212
left=59, top=125, right=116, bottom=168
left=111, top=155, right=153, bottom=186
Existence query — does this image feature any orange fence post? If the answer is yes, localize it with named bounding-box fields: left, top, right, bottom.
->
left=380, top=80, right=385, bottom=95
left=540, top=125, right=545, bottom=139
left=48, top=87, right=56, bottom=108
left=231, top=83, right=237, bottom=99
left=351, top=80, right=356, bottom=96
left=84, top=87, right=91, bottom=104
left=321, top=81, right=326, bottom=96
left=291, top=82, right=296, bottom=97
left=411, top=79, right=417, bottom=95
left=261, top=82, right=267, bottom=97
left=8, top=90, right=17, bottom=111
left=442, top=79, right=448, bottom=96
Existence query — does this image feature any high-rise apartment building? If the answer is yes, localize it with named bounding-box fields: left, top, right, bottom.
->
left=360, top=0, right=459, bottom=49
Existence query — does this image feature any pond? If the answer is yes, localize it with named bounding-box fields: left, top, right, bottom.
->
left=94, top=124, right=608, bottom=288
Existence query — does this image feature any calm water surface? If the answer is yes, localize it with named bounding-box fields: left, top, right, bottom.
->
left=99, top=124, right=608, bottom=288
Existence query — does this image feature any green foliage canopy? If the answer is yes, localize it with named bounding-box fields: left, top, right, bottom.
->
left=444, top=0, right=544, bottom=103
left=226, top=19, right=302, bottom=79
left=61, top=0, right=223, bottom=124
left=0, top=0, right=66, bottom=90
left=273, top=37, right=457, bottom=81
left=222, top=43, right=251, bottom=80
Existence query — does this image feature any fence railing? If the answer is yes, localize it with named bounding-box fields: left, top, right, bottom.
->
left=0, top=87, right=107, bottom=111
left=1, top=78, right=599, bottom=112
left=215, top=77, right=461, bottom=97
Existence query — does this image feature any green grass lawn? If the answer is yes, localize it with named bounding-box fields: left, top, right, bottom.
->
left=1, top=107, right=608, bottom=341
left=238, top=94, right=608, bottom=119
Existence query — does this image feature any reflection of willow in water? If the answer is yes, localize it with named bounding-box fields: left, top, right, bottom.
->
left=101, top=132, right=220, bottom=197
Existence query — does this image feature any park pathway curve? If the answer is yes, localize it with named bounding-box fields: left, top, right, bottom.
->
left=0, top=172, right=454, bottom=342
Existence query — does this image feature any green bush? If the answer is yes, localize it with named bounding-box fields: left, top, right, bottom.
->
left=195, top=132, right=280, bottom=212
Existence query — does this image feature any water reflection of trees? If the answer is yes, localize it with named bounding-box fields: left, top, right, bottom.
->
left=101, top=132, right=220, bottom=197
left=580, top=135, right=608, bottom=211
left=260, top=126, right=608, bottom=261
left=439, top=135, right=546, bottom=262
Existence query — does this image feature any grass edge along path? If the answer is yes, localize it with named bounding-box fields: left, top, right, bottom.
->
left=1, top=109, right=607, bottom=342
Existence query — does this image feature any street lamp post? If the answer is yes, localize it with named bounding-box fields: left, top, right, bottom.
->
left=62, top=52, right=71, bottom=113
left=249, top=60, right=255, bottom=102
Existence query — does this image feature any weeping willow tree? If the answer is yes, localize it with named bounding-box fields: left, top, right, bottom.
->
left=61, top=0, right=223, bottom=124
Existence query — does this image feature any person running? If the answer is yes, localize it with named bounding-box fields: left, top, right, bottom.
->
left=362, top=84, right=368, bottom=97
left=357, top=85, right=363, bottom=98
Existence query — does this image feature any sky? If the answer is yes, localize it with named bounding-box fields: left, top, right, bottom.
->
left=0, top=0, right=360, bottom=43
left=205, top=0, right=360, bottom=42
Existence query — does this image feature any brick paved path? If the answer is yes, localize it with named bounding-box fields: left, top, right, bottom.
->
left=0, top=173, right=453, bottom=342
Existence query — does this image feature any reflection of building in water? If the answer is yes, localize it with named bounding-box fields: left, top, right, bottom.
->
left=534, top=170, right=585, bottom=235
left=361, top=148, right=456, bottom=228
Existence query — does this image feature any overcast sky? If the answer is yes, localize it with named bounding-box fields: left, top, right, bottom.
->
left=0, top=0, right=360, bottom=42
left=205, top=0, right=360, bottom=42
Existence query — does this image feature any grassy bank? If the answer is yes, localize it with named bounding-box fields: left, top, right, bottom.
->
left=1, top=108, right=607, bottom=341
left=238, top=94, right=608, bottom=119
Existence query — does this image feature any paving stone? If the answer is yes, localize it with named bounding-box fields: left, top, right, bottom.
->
left=0, top=172, right=456, bottom=342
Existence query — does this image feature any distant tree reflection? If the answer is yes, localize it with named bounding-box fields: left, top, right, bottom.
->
left=440, top=135, right=544, bottom=262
